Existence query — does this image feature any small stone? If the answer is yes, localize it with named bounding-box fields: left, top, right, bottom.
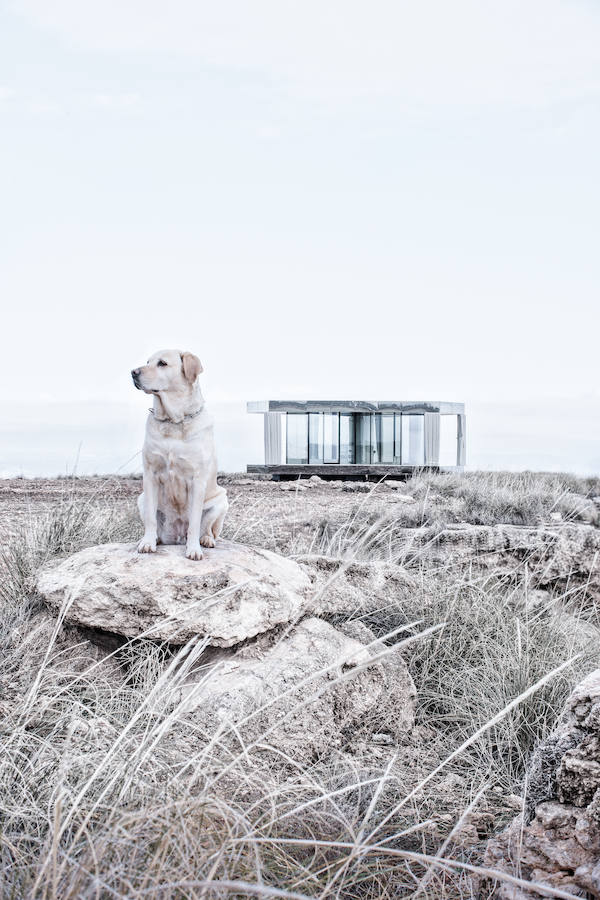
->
left=439, top=773, right=465, bottom=792
left=550, top=511, right=563, bottom=522
left=451, top=823, right=480, bottom=847
left=309, top=475, right=323, bottom=483
left=372, top=733, right=394, bottom=745
left=536, top=801, right=574, bottom=829
left=279, top=482, right=307, bottom=492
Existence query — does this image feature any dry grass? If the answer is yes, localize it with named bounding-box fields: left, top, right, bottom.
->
left=414, top=470, right=600, bottom=527
left=1, top=471, right=599, bottom=899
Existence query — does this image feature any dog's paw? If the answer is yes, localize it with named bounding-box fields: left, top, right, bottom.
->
left=186, top=545, right=204, bottom=561
left=200, top=534, right=216, bottom=548
left=137, top=537, right=157, bottom=554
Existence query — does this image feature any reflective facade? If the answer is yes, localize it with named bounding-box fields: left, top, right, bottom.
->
left=248, top=399, right=466, bottom=472
left=286, top=411, right=428, bottom=466
left=286, top=413, right=309, bottom=464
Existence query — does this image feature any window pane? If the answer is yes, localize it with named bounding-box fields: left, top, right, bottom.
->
left=373, top=414, right=394, bottom=463
left=309, top=413, right=324, bottom=464
left=401, top=415, right=424, bottom=465
left=340, top=414, right=355, bottom=463
left=355, top=414, right=372, bottom=464
left=286, top=413, right=308, bottom=464
left=323, top=413, right=339, bottom=464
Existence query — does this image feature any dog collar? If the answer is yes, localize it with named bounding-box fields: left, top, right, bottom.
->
left=148, top=406, right=203, bottom=425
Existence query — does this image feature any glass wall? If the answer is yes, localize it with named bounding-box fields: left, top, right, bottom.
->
left=373, top=414, right=394, bottom=463
left=308, top=413, right=324, bottom=463
left=339, top=414, right=354, bottom=463
left=401, top=414, right=425, bottom=465
left=323, top=413, right=339, bottom=463
left=286, top=413, right=308, bottom=464
left=355, top=414, right=372, bottom=464
left=285, top=410, right=429, bottom=466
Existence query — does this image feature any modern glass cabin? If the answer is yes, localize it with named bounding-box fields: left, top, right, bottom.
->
left=247, top=401, right=466, bottom=478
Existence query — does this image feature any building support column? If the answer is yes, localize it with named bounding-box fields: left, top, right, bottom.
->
left=264, top=412, right=282, bottom=464
left=457, top=414, right=466, bottom=468
left=424, top=413, right=440, bottom=466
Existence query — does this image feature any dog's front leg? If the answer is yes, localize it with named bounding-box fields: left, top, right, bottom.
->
left=138, top=470, right=159, bottom=553
left=185, top=478, right=207, bottom=561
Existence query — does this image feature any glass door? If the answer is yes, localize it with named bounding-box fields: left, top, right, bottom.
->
left=323, top=413, right=339, bottom=463
left=355, top=414, right=372, bottom=464
left=339, top=414, right=355, bottom=463
left=308, top=413, right=324, bottom=463
left=286, top=414, right=308, bottom=464
left=373, top=414, right=394, bottom=463
left=401, top=414, right=425, bottom=465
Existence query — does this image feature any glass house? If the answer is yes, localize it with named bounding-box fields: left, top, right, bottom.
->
left=247, top=401, right=466, bottom=478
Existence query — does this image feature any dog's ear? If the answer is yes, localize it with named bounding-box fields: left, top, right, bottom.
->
left=181, top=352, right=203, bottom=383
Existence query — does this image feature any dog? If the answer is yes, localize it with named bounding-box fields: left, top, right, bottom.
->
left=131, top=348, right=228, bottom=560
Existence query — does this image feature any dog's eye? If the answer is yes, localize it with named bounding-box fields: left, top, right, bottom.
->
left=157, top=360, right=167, bottom=367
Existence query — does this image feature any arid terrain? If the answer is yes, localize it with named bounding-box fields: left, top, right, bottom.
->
left=2, top=470, right=600, bottom=898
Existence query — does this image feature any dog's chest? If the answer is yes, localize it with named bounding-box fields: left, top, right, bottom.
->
left=147, top=443, right=195, bottom=478
left=146, top=444, right=193, bottom=516
left=145, top=430, right=195, bottom=481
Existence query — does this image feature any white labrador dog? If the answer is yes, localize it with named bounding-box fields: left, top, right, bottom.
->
left=131, top=348, right=228, bottom=560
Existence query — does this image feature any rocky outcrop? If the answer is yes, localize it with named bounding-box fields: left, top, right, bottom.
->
left=35, top=541, right=417, bottom=763
left=36, top=540, right=312, bottom=646
left=395, top=523, right=600, bottom=581
left=485, top=670, right=600, bottom=898
left=181, top=616, right=416, bottom=761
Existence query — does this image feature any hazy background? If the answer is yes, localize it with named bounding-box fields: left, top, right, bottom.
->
left=2, top=1, right=599, bottom=476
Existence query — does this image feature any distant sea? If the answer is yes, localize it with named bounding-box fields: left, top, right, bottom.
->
left=1, top=398, right=599, bottom=478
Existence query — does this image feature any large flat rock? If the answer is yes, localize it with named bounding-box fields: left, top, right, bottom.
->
left=36, top=540, right=312, bottom=646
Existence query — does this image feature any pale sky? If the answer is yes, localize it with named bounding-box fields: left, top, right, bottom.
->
left=1, top=1, right=599, bottom=472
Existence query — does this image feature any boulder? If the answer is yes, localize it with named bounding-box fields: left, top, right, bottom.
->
left=485, top=670, right=600, bottom=898
left=36, top=540, right=312, bottom=647
left=179, top=616, right=416, bottom=761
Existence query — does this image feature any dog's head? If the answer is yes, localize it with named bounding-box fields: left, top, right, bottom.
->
left=131, top=349, right=203, bottom=395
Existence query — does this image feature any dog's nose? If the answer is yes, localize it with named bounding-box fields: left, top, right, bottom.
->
left=131, top=368, right=141, bottom=378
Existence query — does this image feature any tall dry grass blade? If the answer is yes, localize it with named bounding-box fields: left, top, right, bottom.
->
left=412, top=781, right=490, bottom=896
left=365, top=654, right=580, bottom=845
left=247, top=837, right=582, bottom=900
